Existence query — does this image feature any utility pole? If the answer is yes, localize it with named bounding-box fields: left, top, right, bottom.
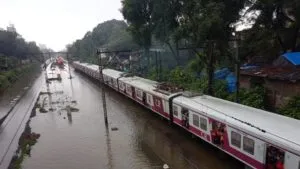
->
left=159, top=51, right=162, bottom=81
left=5, top=56, right=8, bottom=69
left=207, top=41, right=215, bottom=96
left=66, top=53, right=73, bottom=79
left=155, top=51, right=158, bottom=81
left=233, top=33, right=240, bottom=103
left=97, top=49, right=109, bottom=128
left=95, top=49, right=131, bottom=128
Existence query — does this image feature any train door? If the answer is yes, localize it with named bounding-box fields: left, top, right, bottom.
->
left=181, top=108, right=189, bottom=128
left=142, top=92, right=147, bottom=105
left=132, top=86, right=135, bottom=99
left=110, top=78, right=114, bottom=86
left=211, top=120, right=226, bottom=147
left=265, top=145, right=285, bottom=169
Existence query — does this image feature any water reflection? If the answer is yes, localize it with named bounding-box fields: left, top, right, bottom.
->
left=105, top=126, right=113, bottom=169
left=67, top=111, right=72, bottom=125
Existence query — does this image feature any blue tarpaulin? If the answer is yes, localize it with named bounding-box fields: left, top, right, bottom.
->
left=214, top=68, right=231, bottom=80
left=282, top=52, right=300, bottom=66
left=213, top=68, right=237, bottom=93
left=226, top=73, right=237, bottom=93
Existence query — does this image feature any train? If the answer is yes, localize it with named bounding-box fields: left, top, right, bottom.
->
left=56, top=56, right=64, bottom=68
left=73, top=61, right=300, bottom=169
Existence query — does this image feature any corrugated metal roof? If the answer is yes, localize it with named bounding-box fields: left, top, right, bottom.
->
left=240, top=66, right=300, bottom=82
left=282, top=52, right=300, bottom=66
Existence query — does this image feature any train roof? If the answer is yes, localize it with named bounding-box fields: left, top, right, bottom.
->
left=74, top=62, right=99, bottom=71
left=120, top=76, right=180, bottom=99
left=102, top=68, right=124, bottom=79
left=173, top=95, right=300, bottom=152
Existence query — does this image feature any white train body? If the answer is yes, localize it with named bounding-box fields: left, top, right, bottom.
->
left=73, top=61, right=300, bottom=169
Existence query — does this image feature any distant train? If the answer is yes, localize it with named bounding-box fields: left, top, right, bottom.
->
left=73, top=61, right=300, bottom=169
left=56, top=56, right=64, bottom=68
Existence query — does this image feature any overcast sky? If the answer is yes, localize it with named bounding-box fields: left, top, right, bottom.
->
left=0, top=0, right=123, bottom=51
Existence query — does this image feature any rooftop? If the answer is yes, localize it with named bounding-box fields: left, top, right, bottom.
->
left=282, top=52, right=300, bottom=66
left=240, top=66, right=300, bottom=82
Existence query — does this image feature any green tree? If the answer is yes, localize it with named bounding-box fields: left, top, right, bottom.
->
left=151, top=0, right=182, bottom=64
left=121, top=0, right=154, bottom=67
left=244, top=0, right=300, bottom=55
left=67, top=20, right=138, bottom=63
left=280, top=96, right=300, bottom=119
left=175, top=0, right=245, bottom=95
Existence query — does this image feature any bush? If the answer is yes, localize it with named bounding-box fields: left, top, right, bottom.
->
left=279, top=96, right=300, bottom=120
left=148, top=66, right=266, bottom=110
left=4, top=71, right=18, bottom=83
left=0, top=63, right=40, bottom=91
left=0, top=74, right=10, bottom=89
left=238, top=87, right=265, bottom=109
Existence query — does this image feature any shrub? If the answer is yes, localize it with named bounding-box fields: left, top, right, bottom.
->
left=279, top=96, right=300, bottom=120
left=0, top=74, right=10, bottom=89
left=238, top=87, right=265, bottom=109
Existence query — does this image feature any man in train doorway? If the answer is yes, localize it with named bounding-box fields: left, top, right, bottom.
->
left=181, top=109, right=189, bottom=128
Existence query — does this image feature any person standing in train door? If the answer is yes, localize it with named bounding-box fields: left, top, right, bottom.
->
left=275, top=159, right=284, bottom=169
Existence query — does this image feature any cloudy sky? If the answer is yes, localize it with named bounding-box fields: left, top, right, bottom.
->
left=0, top=0, right=123, bottom=51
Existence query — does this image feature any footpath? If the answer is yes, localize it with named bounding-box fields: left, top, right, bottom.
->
left=0, top=72, right=43, bottom=169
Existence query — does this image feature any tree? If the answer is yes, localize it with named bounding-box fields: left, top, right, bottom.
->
left=151, top=0, right=182, bottom=65
left=121, top=0, right=154, bottom=67
left=67, top=20, right=138, bottom=63
left=175, top=0, right=246, bottom=95
left=245, top=0, right=300, bottom=54
left=0, top=29, right=41, bottom=63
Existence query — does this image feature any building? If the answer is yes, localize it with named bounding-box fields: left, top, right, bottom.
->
left=240, top=52, right=300, bottom=109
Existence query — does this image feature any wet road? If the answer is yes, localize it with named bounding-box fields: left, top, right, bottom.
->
left=17, top=64, right=243, bottom=169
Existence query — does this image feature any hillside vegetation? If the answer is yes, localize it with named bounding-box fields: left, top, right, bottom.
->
left=67, top=20, right=138, bottom=63
left=0, top=26, right=42, bottom=91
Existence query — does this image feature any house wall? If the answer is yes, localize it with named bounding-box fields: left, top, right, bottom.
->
left=240, top=76, right=252, bottom=89
left=264, top=80, right=300, bottom=108
left=240, top=75, right=300, bottom=109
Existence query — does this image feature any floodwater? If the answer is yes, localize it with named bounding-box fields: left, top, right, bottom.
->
left=21, top=65, right=243, bottom=169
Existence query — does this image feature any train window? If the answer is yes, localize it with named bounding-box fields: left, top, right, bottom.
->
left=126, top=85, right=132, bottom=93
left=193, top=114, right=199, bottom=127
left=231, top=131, right=241, bottom=148
left=173, top=105, right=178, bottom=117
left=155, top=99, right=161, bottom=107
left=114, top=80, right=118, bottom=87
left=200, top=117, right=207, bottom=131
left=243, top=136, right=255, bottom=155
left=147, top=94, right=152, bottom=105
left=136, top=89, right=142, bottom=99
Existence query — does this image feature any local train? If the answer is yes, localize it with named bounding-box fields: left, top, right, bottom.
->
left=56, top=56, right=64, bottom=68
left=73, top=61, right=300, bottom=169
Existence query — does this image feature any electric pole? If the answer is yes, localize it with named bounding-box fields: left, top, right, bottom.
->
left=66, top=53, right=72, bottom=79
left=233, top=33, right=240, bottom=103
left=96, top=49, right=109, bottom=128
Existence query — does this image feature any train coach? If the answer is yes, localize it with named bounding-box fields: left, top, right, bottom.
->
left=73, top=61, right=300, bottom=169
